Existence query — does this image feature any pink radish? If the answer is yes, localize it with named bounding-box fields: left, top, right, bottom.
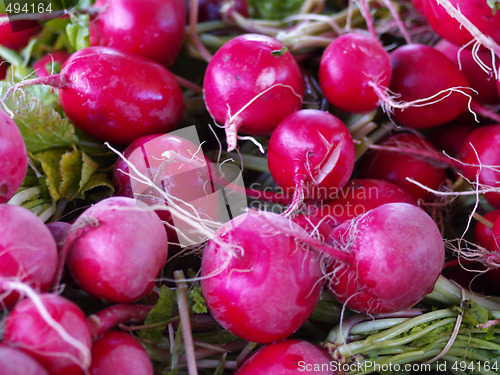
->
left=0, top=204, right=58, bottom=308
left=0, top=17, right=41, bottom=51
left=319, top=33, right=392, bottom=113
left=90, top=0, right=186, bottom=67
left=200, top=210, right=323, bottom=343
left=0, top=108, right=27, bottom=203
left=234, top=339, right=335, bottom=374
left=2, top=46, right=184, bottom=145
left=267, top=109, right=355, bottom=215
left=3, top=293, right=92, bottom=375
left=64, top=196, right=169, bottom=303
left=112, top=132, right=222, bottom=248
left=0, top=344, right=49, bottom=375
left=33, top=51, right=70, bottom=77
left=309, top=178, right=417, bottom=226
left=203, top=33, right=304, bottom=151
left=324, top=202, right=445, bottom=314
left=89, top=331, right=153, bottom=375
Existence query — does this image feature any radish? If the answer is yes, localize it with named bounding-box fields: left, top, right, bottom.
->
left=234, top=339, right=335, bottom=374
left=0, top=108, right=27, bottom=203
left=267, top=109, right=355, bottom=215
left=427, top=119, right=476, bottom=157
left=0, top=344, right=49, bottom=375
left=33, top=51, right=70, bottom=77
left=459, top=124, right=500, bottom=208
left=423, top=0, right=500, bottom=47
left=388, top=43, right=471, bottom=128
left=2, top=46, right=184, bottom=145
left=200, top=210, right=324, bottom=343
left=89, top=331, right=153, bottom=375
left=309, top=178, right=417, bottom=227
left=324, top=202, right=445, bottom=314
left=360, top=132, right=448, bottom=201
left=319, top=33, right=392, bottom=113
left=0, top=204, right=58, bottom=308
left=112, top=132, right=221, bottom=247
left=474, top=210, right=500, bottom=251
left=203, top=33, right=304, bottom=151
left=3, top=293, right=92, bottom=375
left=64, top=196, right=169, bottom=303
left=435, top=39, right=500, bottom=104
left=0, top=17, right=41, bottom=51
left=89, top=0, right=186, bottom=67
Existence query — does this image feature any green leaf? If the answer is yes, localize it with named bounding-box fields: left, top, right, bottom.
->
left=189, top=282, right=208, bottom=314
left=139, top=286, right=176, bottom=342
left=66, top=14, right=90, bottom=51
left=34, top=148, right=66, bottom=202
left=462, top=300, right=490, bottom=327
left=78, top=172, right=115, bottom=201
left=0, top=82, right=77, bottom=153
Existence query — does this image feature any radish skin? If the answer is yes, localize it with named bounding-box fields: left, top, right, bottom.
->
left=324, top=203, right=445, bottom=314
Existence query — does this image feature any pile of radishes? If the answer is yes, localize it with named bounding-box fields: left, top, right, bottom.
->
left=1, top=0, right=500, bottom=374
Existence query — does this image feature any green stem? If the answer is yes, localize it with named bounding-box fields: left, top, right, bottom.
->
left=426, top=276, right=500, bottom=311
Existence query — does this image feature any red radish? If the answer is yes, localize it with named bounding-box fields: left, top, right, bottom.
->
left=267, top=109, right=355, bottom=214
left=423, top=0, right=500, bottom=47
left=89, top=331, right=153, bottom=375
left=0, top=344, right=49, bottom=375
left=474, top=210, right=500, bottom=251
left=113, top=132, right=221, bottom=248
left=319, top=33, right=392, bottom=113
left=427, top=120, right=476, bottom=157
left=234, top=339, right=335, bottom=374
left=33, top=51, right=70, bottom=77
left=0, top=204, right=58, bottom=308
left=3, top=46, right=184, bottom=145
left=186, top=0, right=249, bottom=21
left=90, top=0, right=186, bottom=67
left=324, top=202, right=445, bottom=314
left=3, top=293, right=92, bottom=375
left=361, top=132, right=448, bottom=201
left=310, top=178, right=417, bottom=227
left=459, top=124, right=500, bottom=208
left=203, top=34, right=304, bottom=151
left=0, top=17, right=41, bottom=51
left=200, top=210, right=323, bottom=343
left=389, top=43, right=471, bottom=128
left=64, top=197, right=169, bottom=303
left=0, top=108, right=27, bottom=203
left=435, top=39, right=500, bottom=104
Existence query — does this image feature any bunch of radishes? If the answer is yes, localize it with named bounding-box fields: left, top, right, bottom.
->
left=1, top=0, right=500, bottom=374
